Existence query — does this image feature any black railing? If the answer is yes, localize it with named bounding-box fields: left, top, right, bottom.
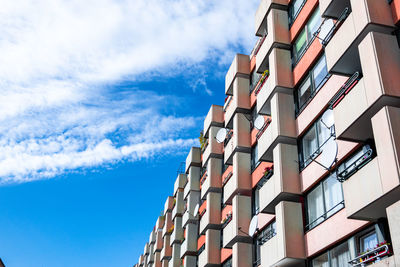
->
left=221, top=214, right=232, bottom=229
left=337, top=147, right=373, bottom=182
left=305, top=200, right=345, bottom=231
left=224, top=130, right=233, bottom=147
left=313, top=7, right=351, bottom=47
left=198, top=244, right=205, bottom=256
left=223, top=96, right=233, bottom=112
left=256, top=118, right=272, bottom=140
left=329, top=72, right=361, bottom=109
left=258, top=229, right=276, bottom=245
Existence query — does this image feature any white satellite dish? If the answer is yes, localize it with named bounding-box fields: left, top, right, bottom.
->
left=254, top=116, right=265, bottom=130
left=320, top=138, right=338, bottom=168
left=216, top=128, right=228, bottom=143
left=321, top=110, right=334, bottom=129
left=248, top=216, right=259, bottom=236
left=318, top=19, right=334, bottom=44
left=193, top=204, right=200, bottom=217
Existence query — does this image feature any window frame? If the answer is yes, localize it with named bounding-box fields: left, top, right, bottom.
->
left=288, top=0, right=308, bottom=27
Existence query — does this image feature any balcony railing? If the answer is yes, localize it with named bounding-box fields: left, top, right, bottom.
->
left=250, top=34, right=267, bottom=59
left=329, top=72, right=361, bottom=109
left=252, top=70, right=269, bottom=96
left=221, top=212, right=232, bottom=229
left=224, top=130, right=233, bottom=147
left=313, top=7, right=351, bottom=47
left=256, top=118, right=272, bottom=140
left=201, top=138, right=209, bottom=153
left=222, top=171, right=233, bottom=186
left=198, top=244, right=205, bottom=256
left=305, top=200, right=345, bottom=231
left=349, top=244, right=391, bottom=266
left=337, top=146, right=374, bottom=182
left=257, top=228, right=276, bottom=246
left=200, top=171, right=207, bottom=186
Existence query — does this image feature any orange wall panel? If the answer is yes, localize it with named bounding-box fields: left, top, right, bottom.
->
left=221, top=248, right=232, bottom=263
left=251, top=161, right=273, bottom=188
left=290, top=0, right=319, bottom=41
left=391, top=0, right=400, bottom=25
left=197, top=234, right=206, bottom=250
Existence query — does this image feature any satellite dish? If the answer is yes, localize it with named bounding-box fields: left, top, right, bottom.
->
left=318, top=19, right=334, bottom=44
left=193, top=204, right=200, bottom=217
left=216, top=128, right=228, bottom=143
left=321, top=110, right=334, bottom=129
left=254, top=116, right=265, bottom=130
left=320, top=138, right=338, bottom=168
left=248, top=216, right=259, bottom=236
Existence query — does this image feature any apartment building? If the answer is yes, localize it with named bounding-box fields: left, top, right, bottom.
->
left=135, top=0, right=400, bottom=266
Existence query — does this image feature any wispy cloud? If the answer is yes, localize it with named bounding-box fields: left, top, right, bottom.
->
left=0, top=0, right=258, bottom=182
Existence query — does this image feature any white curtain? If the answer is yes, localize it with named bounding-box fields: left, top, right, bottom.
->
left=323, top=174, right=344, bottom=217
left=307, top=186, right=324, bottom=228
left=331, top=241, right=351, bottom=267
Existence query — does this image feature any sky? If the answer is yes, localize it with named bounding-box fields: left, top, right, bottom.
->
left=0, top=0, right=259, bottom=266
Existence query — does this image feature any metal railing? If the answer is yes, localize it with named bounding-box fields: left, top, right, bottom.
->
left=329, top=72, right=361, bottom=109
left=256, top=118, right=272, bottom=140
left=349, top=244, right=391, bottom=266
left=258, top=228, right=276, bottom=245
left=305, top=200, right=345, bottom=231
left=224, top=130, right=233, bottom=147
left=337, top=147, right=373, bottom=182
left=223, top=96, right=233, bottom=112
left=222, top=171, right=233, bottom=186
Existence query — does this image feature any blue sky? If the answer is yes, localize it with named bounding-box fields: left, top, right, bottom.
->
left=0, top=0, right=258, bottom=266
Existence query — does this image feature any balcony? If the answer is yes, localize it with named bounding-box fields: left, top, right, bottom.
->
left=332, top=32, right=400, bottom=142
left=320, top=0, right=350, bottom=18
left=156, top=215, right=165, bottom=231
left=223, top=152, right=251, bottom=205
left=342, top=107, right=400, bottom=220
left=225, top=54, right=250, bottom=95
left=202, top=126, right=224, bottom=165
left=169, top=243, right=182, bottom=267
left=257, top=93, right=296, bottom=162
left=256, top=8, right=290, bottom=74
left=182, top=191, right=200, bottom=227
left=154, top=252, right=162, bottom=267
left=147, top=243, right=155, bottom=264
left=162, top=213, right=173, bottom=239
left=260, top=201, right=306, bottom=266
left=255, top=0, right=289, bottom=37
left=164, top=196, right=175, bottom=215
left=257, top=48, right=293, bottom=115
left=224, top=77, right=251, bottom=128
left=183, top=256, right=197, bottom=267
left=185, top=147, right=201, bottom=174
left=199, top=192, right=222, bottom=234
left=325, top=0, right=394, bottom=75
left=139, top=255, right=144, bottom=266
left=184, top=166, right=200, bottom=199
left=170, top=216, right=184, bottom=245
left=201, top=158, right=222, bottom=199
left=224, top=113, right=251, bottom=165
left=198, top=229, right=221, bottom=267
left=223, top=195, right=252, bottom=248
left=149, top=228, right=156, bottom=245
left=144, top=242, right=150, bottom=256
left=172, top=191, right=185, bottom=220
left=161, top=235, right=172, bottom=261
left=174, top=174, right=187, bottom=197
left=180, top=223, right=198, bottom=258
left=259, top=143, right=301, bottom=214
left=204, top=105, right=224, bottom=138
left=155, top=229, right=163, bottom=252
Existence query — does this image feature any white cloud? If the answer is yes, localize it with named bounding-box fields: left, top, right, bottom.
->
left=0, top=0, right=258, bottom=182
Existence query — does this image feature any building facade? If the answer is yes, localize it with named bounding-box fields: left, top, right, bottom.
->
left=135, top=0, right=400, bottom=266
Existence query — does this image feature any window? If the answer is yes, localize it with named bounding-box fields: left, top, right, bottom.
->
left=251, top=145, right=259, bottom=171
left=288, top=0, right=307, bottom=26
left=253, top=221, right=276, bottom=266
left=306, top=173, right=344, bottom=230
left=296, top=55, right=330, bottom=114
left=251, top=105, right=258, bottom=129
left=360, top=231, right=378, bottom=252
left=222, top=258, right=232, bottom=267
left=292, top=7, right=322, bottom=65
left=311, top=241, right=351, bottom=267
left=250, top=70, right=261, bottom=93
left=299, top=109, right=334, bottom=169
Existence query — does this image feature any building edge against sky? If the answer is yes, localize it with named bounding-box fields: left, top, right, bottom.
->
left=135, top=0, right=400, bottom=266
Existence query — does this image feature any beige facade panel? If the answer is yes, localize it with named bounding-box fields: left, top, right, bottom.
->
left=224, top=76, right=251, bottom=128
left=169, top=244, right=182, bottom=267
left=259, top=143, right=301, bottom=214
left=202, top=126, right=223, bottom=167
left=155, top=229, right=163, bottom=252
left=325, top=0, right=394, bottom=75
left=387, top=201, right=400, bottom=266
left=258, top=92, right=297, bottom=162
left=185, top=147, right=201, bottom=174
left=198, top=229, right=221, bottom=267
left=223, top=152, right=251, bottom=205
left=261, top=201, right=306, bottom=267
left=162, top=212, right=173, bottom=238
left=174, top=174, right=187, bottom=197
left=180, top=223, right=198, bottom=258
left=232, top=242, right=253, bottom=267
left=257, top=48, right=293, bottom=115
left=200, top=158, right=222, bottom=200
left=182, top=191, right=200, bottom=227
left=203, top=105, right=224, bottom=138
left=149, top=229, right=156, bottom=244
left=255, top=0, right=289, bottom=36
left=199, top=192, right=222, bottom=234
left=156, top=216, right=165, bottom=231
left=161, top=234, right=172, bottom=260
left=184, top=166, right=200, bottom=199
left=170, top=216, right=184, bottom=246
left=343, top=106, right=400, bottom=220
left=144, top=242, right=150, bottom=256
left=172, top=191, right=185, bottom=220
left=183, top=256, right=197, bottom=267
left=223, top=195, right=252, bottom=248
left=334, top=32, right=400, bottom=142
left=224, top=113, right=251, bottom=165
left=225, top=54, right=250, bottom=95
